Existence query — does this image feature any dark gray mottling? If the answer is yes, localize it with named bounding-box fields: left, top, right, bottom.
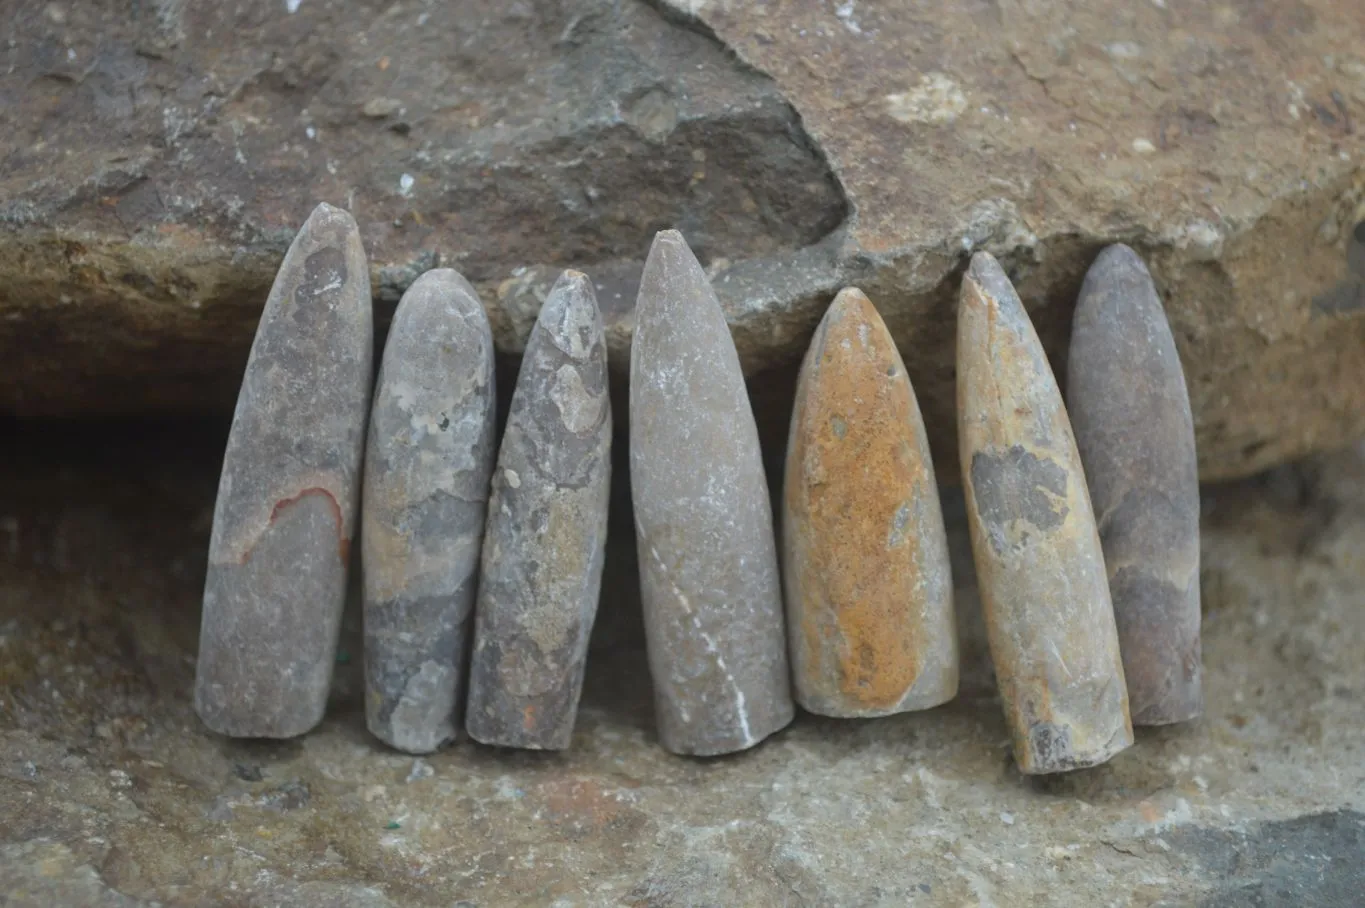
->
left=968, top=445, right=1071, bottom=551
left=1169, top=810, right=1365, bottom=908
left=362, top=268, right=497, bottom=754
left=466, top=271, right=611, bottom=751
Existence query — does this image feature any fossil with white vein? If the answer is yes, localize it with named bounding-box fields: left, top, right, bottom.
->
left=630, top=229, right=794, bottom=756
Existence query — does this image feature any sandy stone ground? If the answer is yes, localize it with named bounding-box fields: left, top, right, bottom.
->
left=1, top=423, right=1362, bottom=906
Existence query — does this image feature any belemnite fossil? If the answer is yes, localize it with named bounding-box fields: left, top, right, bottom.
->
left=784, top=287, right=958, bottom=718
left=195, top=203, right=373, bottom=739
left=465, top=270, right=612, bottom=752
left=957, top=251, right=1133, bottom=774
left=196, top=213, right=1198, bottom=775
left=361, top=268, right=497, bottom=755
left=1068, top=244, right=1202, bottom=727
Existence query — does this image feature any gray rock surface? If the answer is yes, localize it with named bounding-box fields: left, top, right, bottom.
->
left=466, top=271, right=611, bottom=751
left=194, top=202, right=371, bottom=739
left=1068, top=245, right=1203, bottom=726
left=361, top=268, right=497, bottom=754
left=958, top=252, right=1132, bottom=773
left=2, top=0, right=1364, bottom=481
left=3, top=422, right=1365, bottom=906
left=631, top=230, right=793, bottom=756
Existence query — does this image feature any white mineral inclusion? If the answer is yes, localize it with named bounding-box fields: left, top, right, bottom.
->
left=550, top=365, right=600, bottom=434
left=885, top=73, right=967, bottom=125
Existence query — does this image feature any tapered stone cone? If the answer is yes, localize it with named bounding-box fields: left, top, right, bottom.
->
left=957, top=251, right=1132, bottom=774
left=1068, top=245, right=1202, bottom=726
left=361, top=268, right=497, bottom=754
left=466, top=271, right=612, bottom=751
left=783, top=287, right=958, bottom=717
left=630, top=229, right=794, bottom=756
left=195, top=203, right=373, bottom=739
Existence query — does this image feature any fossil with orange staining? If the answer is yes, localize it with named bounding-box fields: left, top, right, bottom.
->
left=783, top=287, right=957, bottom=717
left=361, top=269, right=497, bottom=754
left=194, top=203, right=373, bottom=739
left=957, top=251, right=1132, bottom=774
left=466, top=271, right=612, bottom=751
left=1068, top=245, right=1202, bottom=726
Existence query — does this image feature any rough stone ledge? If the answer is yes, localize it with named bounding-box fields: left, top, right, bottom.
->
left=3, top=0, right=1365, bottom=480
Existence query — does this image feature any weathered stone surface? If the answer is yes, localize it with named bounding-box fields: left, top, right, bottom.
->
left=1068, top=245, right=1203, bottom=726
left=958, top=251, right=1132, bottom=774
left=631, top=229, right=793, bottom=756
left=466, top=271, right=611, bottom=751
left=782, top=287, right=957, bottom=717
left=361, top=268, right=497, bottom=754
left=3, top=1, right=1365, bottom=481
left=195, top=202, right=372, bottom=739
left=6, top=420, right=1365, bottom=906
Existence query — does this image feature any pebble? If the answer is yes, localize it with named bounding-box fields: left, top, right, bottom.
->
left=1067, top=244, right=1202, bottom=725
left=466, top=271, right=612, bottom=750
left=630, top=229, right=794, bottom=756
left=194, top=203, right=373, bottom=738
left=361, top=268, right=497, bottom=754
left=956, top=251, right=1133, bottom=774
left=783, top=287, right=958, bottom=717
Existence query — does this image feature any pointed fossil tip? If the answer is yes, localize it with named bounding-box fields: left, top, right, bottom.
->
left=966, top=250, right=1003, bottom=282
left=555, top=269, right=593, bottom=293
left=962, top=250, right=1020, bottom=313
left=828, top=286, right=875, bottom=322
left=304, top=201, right=359, bottom=233
left=405, top=267, right=483, bottom=313
left=832, top=286, right=871, bottom=306
left=647, top=228, right=702, bottom=263
left=641, top=228, right=705, bottom=285
left=546, top=266, right=600, bottom=307
left=546, top=271, right=599, bottom=317
left=1091, top=242, right=1146, bottom=274
left=539, top=268, right=603, bottom=356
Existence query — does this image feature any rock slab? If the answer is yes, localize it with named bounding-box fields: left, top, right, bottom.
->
left=783, top=287, right=957, bottom=717
left=1068, top=245, right=1202, bottom=726
left=5, top=0, right=1365, bottom=481
left=466, top=271, right=612, bottom=750
left=631, top=229, right=794, bottom=756
left=361, top=268, right=497, bottom=754
left=194, top=203, right=372, bottom=738
left=957, top=251, right=1132, bottom=773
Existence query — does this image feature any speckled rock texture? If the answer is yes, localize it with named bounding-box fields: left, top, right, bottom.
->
left=193, top=203, right=372, bottom=739
left=1069, top=245, right=1203, bottom=726
left=3, top=0, right=1364, bottom=482
left=466, top=271, right=611, bottom=751
left=958, top=252, right=1132, bottom=774
left=783, top=287, right=957, bottom=717
left=361, top=268, right=497, bottom=754
left=631, top=229, right=793, bottom=756
left=5, top=422, right=1365, bottom=906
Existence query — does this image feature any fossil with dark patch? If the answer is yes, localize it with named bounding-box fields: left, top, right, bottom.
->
left=957, top=251, right=1132, bottom=774
left=194, top=203, right=373, bottom=739
left=1067, top=244, right=1202, bottom=726
left=631, top=229, right=794, bottom=756
left=361, top=269, right=497, bottom=754
left=465, top=271, right=611, bottom=751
